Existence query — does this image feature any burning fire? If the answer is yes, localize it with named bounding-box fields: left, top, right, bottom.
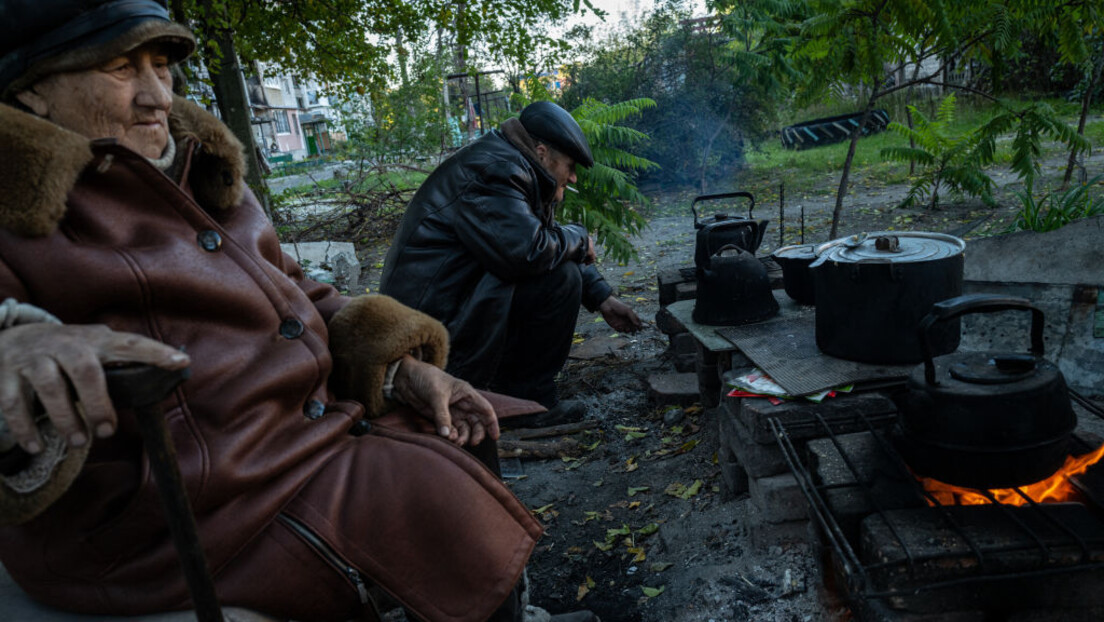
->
left=919, top=444, right=1104, bottom=506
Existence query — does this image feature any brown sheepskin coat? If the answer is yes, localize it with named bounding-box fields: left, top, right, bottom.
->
left=0, top=98, right=541, bottom=621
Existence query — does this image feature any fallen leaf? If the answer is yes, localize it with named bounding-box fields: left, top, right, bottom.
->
left=650, top=562, right=674, bottom=572
left=636, top=523, right=659, bottom=537
left=582, top=439, right=601, bottom=451
left=680, top=480, right=703, bottom=500
left=627, top=546, right=647, bottom=562
left=677, top=439, right=700, bottom=454
left=641, top=585, right=666, bottom=598
left=572, top=336, right=585, bottom=344
left=531, top=503, right=555, bottom=515
left=583, top=511, right=603, bottom=523
left=592, top=479, right=604, bottom=487
left=664, top=482, right=687, bottom=497
left=627, top=486, right=650, bottom=497
left=593, top=540, right=614, bottom=552
left=623, top=271, right=635, bottom=277
left=628, top=501, right=642, bottom=509
left=624, top=430, right=647, bottom=442
left=625, top=457, right=639, bottom=472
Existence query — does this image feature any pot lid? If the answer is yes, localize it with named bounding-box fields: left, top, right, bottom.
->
left=771, top=244, right=817, bottom=261
left=814, top=231, right=965, bottom=265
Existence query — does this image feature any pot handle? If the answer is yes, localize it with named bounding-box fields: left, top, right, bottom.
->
left=691, top=191, right=755, bottom=228
left=919, top=293, right=1045, bottom=385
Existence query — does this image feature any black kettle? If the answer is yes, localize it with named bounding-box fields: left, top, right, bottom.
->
left=894, top=294, right=1077, bottom=489
left=692, top=245, right=779, bottom=326
left=692, top=192, right=769, bottom=269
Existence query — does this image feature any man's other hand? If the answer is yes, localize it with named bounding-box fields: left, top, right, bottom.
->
left=392, top=355, right=499, bottom=447
left=0, top=324, right=189, bottom=455
left=584, top=236, right=597, bottom=265
left=598, top=296, right=643, bottom=333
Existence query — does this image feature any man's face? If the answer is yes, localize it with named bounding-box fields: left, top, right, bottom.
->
left=537, top=144, right=578, bottom=203
left=17, top=44, right=174, bottom=159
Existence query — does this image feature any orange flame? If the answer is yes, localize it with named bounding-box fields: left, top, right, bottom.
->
left=919, top=443, right=1104, bottom=506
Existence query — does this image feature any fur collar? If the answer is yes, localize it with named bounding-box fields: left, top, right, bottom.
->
left=0, top=96, right=245, bottom=238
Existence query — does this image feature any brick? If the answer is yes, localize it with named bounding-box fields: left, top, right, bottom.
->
left=719, top=457, right=748, bottom=498
left=658, top=268, right=695, bottom=307
left=749, top=473, right=808, bottom=524
left=647, top=373, right=700, bottom=407
left=654, top=306, right=686, bottom=336
left=671, top=332, right=696, bottom=356
left=674, top=281, right=697, bottom=302
left=727, top=385, right=898, bottom=445
left=718, top=407, right=788, bottom=479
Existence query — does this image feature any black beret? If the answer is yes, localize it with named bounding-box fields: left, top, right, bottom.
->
left=519, top=101, right=594, bottom=169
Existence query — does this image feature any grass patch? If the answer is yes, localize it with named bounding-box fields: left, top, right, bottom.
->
left=278, top=169, right=428, bottom=196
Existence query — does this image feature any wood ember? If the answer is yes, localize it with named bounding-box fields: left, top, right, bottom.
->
left=503, top=420, right=598, bottom=441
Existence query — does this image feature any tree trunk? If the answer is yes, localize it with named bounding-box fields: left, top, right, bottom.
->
left=829, top=98, right=878, bottom=239
left=1062, top=47, right=1104, bottom=189
left=203, top=27, right=271, bottom=219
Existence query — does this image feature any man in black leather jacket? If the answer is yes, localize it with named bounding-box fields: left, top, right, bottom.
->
left=381, top=101, right=641, bottom=424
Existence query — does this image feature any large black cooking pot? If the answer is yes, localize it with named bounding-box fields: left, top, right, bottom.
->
left=692, top=192, right=769, bottom=269
left=771, top=244, right=817, bottom=305
left=811, top=231, right=965, bottom=364
left=895, top=294, right=1077, bottom=489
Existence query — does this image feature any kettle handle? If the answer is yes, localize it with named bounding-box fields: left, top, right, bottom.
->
left=918, top=293, right=1045, bottom=385
left=691, top=191, right=755, bottom=228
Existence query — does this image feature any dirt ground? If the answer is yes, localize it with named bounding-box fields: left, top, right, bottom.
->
left=354, top=148, right=1103, bottom=622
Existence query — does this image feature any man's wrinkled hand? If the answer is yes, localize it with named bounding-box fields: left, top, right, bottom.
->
left=0, top=324, right=189, bottom=455
left=598, top=296, right=643, bottom=334
left=392, top=355, right=499, bottom=447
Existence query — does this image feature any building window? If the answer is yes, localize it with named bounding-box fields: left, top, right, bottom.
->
left=273, top=111, right=290, bottom=134
left=292, top=113, right=299, bottom=136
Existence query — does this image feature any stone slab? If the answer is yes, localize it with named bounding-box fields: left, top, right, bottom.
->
left=568, top=335, right=628, bottom=360
left=647, top=372, right=700, bottom=407
left=280, top=241, right=360, bottom=292
left=964, top=215, right=1104, bottom=286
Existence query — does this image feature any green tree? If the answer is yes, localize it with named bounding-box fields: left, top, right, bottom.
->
left=172, top=0, right=599, bottom=209
left=564, top=98, right=659, bottom=263
left=880, top=93, right=995, bottom=209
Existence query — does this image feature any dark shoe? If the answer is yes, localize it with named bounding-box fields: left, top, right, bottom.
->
left=506, top=399, right=586, bottom=429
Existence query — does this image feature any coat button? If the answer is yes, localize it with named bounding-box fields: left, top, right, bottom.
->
left=304, top=399, right=326, bottom=420
left=197, top=230, right=222, bottom=252
left=279, top=318, right=304, bottom=339
left=349, top=419, right=372, bottom=436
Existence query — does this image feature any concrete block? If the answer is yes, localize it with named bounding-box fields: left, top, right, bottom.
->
left=647, top=372, right=700, bottom=407
left=280, top=241, right=360, bottom=292
left=672, top=332, right=696, bottom=356
left=658, top=268, right=695, bottom=307
left=674, top=281, right=697, bottom=301
left=654, top=306, right=687, bottom=336
left=749, top=473, right=808, bottom=524
left=718, top=407, right=788, bottom=479
left=730, top=387, right=898, bottom=445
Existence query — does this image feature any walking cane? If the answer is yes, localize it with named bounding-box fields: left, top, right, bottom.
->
left=105, top=364, right=224, bottom=622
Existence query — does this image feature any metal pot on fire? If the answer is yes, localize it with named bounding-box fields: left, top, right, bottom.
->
left=894, top=294, right=1077, bottom=490
left=771, top=243, right=818, bottom=305
left=811, top=231, right=966, bottom=364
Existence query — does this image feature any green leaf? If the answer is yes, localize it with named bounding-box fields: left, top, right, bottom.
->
left=627, top=486, right=650, bottom=497
left=641, top=585, right=666, bottom=598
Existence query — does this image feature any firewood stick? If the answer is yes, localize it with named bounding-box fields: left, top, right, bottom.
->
left=498, top=438, right=582, bottom=460
left=503, top=420, right=598, bottom=441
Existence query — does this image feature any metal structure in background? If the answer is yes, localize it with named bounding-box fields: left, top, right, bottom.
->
left=446, top=69, right=506, bottom=140
left=771, top=390, right=1104, bottom=609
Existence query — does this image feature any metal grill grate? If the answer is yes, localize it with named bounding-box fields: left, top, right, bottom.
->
left=770, top=394, right=1104, bottom=609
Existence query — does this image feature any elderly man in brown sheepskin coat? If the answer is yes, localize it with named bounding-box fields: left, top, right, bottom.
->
left=0, top=1, right=598, bottom=621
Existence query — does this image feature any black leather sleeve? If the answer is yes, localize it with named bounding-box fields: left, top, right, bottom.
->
left=580, top=263, right=613, bottom=312
left=453, top=160, right=589, bottom=280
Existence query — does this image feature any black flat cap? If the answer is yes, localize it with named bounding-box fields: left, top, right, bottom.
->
left=519, top=101, right=594, bottom=168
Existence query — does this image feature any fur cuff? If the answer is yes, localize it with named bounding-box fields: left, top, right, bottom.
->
left=328, top=295, right=449, bottom=417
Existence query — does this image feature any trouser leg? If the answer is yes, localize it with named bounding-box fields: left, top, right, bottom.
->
left=490, top=261, right=583, bottom=408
